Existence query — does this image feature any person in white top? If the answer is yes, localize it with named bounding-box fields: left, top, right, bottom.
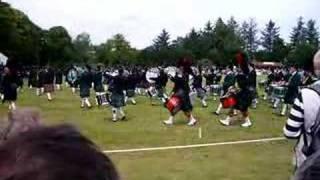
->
left=284, top=50, right=320, bottom=168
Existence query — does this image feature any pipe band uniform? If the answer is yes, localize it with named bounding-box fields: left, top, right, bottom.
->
left=163, top=57, right=198, bottom=126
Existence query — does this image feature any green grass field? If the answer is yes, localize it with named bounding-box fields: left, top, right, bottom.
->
left=0, top=86, right=296, bottom=180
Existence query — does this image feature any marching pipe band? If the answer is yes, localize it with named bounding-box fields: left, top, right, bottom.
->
left=1, top=52, right=316, bottom=128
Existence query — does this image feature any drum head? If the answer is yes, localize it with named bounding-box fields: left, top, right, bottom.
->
left=164, top=66, right=177, bottom=77
left=146, top=68, right=160, bottom=83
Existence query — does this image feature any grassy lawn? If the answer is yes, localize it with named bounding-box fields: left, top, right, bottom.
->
left=0, top=85, right=296, bottom=180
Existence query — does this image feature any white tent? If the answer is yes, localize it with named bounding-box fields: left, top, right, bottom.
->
left=0, top=52, right=8, bottom=65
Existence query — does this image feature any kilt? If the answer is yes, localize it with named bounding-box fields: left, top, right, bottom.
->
left=110, top=92, right=125, bottom=108
left=126, top=89, right=135, bottom=98
left=234, top=89, right=253, bottom=112
left=94, top=84, right=104, bottom=93
left=174, top=89, right=193, bottom=113
left=156, top=87, right=166, bottom=98
left=80, top=87, right=90, bottom=98
left=44, top=84, right=54, bottom=93
left=3, top=84, right=17, bottom=102
left=196, top=88, right=206, bottom=99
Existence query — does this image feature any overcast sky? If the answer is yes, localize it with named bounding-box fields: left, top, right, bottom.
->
left=4, top=0, right=320, bottom=49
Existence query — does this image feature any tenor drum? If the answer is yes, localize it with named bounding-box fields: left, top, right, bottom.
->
left=220, top=96, right=237, bottom=109
left=166, top=96, right=182, bottom=114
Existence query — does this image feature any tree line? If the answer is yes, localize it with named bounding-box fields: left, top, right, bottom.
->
left=0, top=2, right=319, bottom=68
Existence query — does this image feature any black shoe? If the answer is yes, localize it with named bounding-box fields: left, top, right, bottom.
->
left=214, top=112, right=220, bottom=116
left=121, top=116, right=126, bottom=121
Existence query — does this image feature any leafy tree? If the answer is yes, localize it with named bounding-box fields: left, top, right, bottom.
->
left=0, top=2, right=42, bottom=66
left=96, top=34, right=138, bottom=65
left=41, top=26, right=75, bottom=66
left=73, top=32, right=94, bottom=63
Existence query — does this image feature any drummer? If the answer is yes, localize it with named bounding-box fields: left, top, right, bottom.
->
left=192, top=66, right=207, bottom=107
left=215, top=65, right=236, bottom=115
left=163, top=58, right=197, bottom=126
left=219, top=52, right=254, bottom=128
left=149, top=67, right=169, bottom=105
left=109, top=68, right=127, bottom=122
left=281, top=65, right=302, bottom=116
left=248, top=63, right=258, bottom=109
left=93, top=65, right=106, bottom=106
left=263, top=68, right=275, bottom=100
left=125, top=68, right=139, bottom=105
left=204, top=68, right=214, bottom=89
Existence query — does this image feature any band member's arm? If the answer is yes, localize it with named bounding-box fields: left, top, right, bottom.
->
left=283, top=93, right=304, bottom=139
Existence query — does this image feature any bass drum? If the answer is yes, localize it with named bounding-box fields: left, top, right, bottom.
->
left=146, top=68, right=160, bottom=83
left=66, top=68, right=78, bottom=84
left=164, top=66, right=177, bottom=77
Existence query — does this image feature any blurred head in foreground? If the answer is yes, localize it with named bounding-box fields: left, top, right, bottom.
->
left=0, top=124, right=119, bottom=180
left=1, top=108, right=41, bottom=141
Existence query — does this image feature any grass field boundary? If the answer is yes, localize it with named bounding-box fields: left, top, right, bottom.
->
left=104, top=137, right=286, bottom=154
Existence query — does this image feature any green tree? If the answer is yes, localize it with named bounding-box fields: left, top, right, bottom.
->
left=241, top=18, right=259, bottom=57
left=153, top=29, right=171, bottom=51
left=0, top=2, right=42, bottom=65
left=41, top=26, right=75, bottom=66
left=73, top=32, right=94, bottom=63
left=306, top=19, right=319, bottom=49
left=290, top=17, right=307, bottom=47
left=96, top=34, right=138, bottom=65
left=261, top=20, right=280, bottom=53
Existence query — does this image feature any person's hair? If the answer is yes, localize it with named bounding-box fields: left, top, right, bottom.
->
left=1, top=108, right=41, bottom=141
left=0, top=124, right=119, bottom=180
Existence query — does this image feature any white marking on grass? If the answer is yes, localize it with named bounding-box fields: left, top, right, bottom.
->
left=104, top=137, right=286, bottom=154
left=198, top=127, right=202, bottom=139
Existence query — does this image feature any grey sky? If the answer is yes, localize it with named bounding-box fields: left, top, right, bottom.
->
left=4, top=0, right=320, bottom=49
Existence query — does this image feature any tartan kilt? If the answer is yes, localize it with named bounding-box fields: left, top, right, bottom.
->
left=234, top=89, right=253, bottom=112
left=174, top=89, right=193, bottom=113
left=44, top=84, right=54, bottom=93
left=110, top=92, right=125, bottom=108
left=196, top=88, right=206, bottom=99
left=126, top=89, right=135, bottom=98
left=80, top=88, right=90, bottom=98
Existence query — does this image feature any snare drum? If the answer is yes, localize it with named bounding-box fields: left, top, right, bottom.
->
left=96, top=92, right=109, bottom=106
left=166, top=96, right=182, bottom=114
left=272, top=86, right=287, bottom=99
left=147, top=86, right=158, bottom=97
left=211, top=84, right=222, bottom=96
